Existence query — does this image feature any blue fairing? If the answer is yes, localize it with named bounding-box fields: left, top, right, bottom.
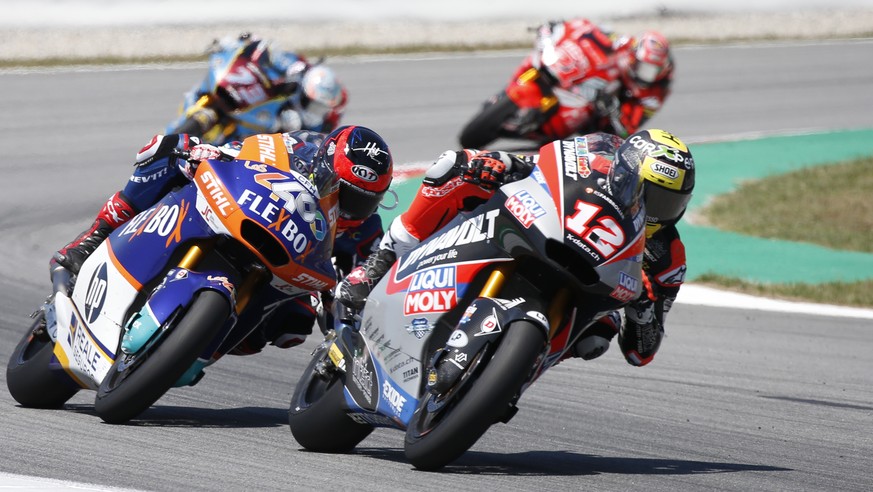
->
left=109, top=185, right=211, bottom=287
left=122, top=268, right=237, bottom=355
left=208, top=160, right=337, bottom=283
left=342, top=364, right=417, bottom=428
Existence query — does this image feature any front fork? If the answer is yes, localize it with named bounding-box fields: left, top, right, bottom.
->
left=176, top=243, right=267, bottom=315
left=481, top=262, right=570, bottom=335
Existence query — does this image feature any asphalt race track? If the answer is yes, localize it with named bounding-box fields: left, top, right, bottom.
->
left=1, top=41, right=872, bottom=491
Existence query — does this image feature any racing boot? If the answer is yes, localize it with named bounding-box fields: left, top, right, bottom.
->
left=52, top=191, right=138, bottom=274
left=334, top=248, right=397, bottom=320
left=618, top=299, right=663, bottom=366
left=570, top=310, right=621, bottom=360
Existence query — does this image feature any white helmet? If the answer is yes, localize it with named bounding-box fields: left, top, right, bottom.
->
left=631, top=31, right=673, bottom=86
left=301, top=66, right=343, bottom=115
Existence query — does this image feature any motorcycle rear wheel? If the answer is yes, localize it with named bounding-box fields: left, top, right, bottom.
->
left=458, top=93, right=519, bottom=149
left=94, top=290, right=231, bottom=424
left=404, top=320, right=545, bottom=471
left=288, top=346, right=373, bottom=453
left=6, top=312, right=80, bottom=409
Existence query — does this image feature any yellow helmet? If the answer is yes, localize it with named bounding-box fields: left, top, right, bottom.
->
left=619, top=129, right=695, bottom=237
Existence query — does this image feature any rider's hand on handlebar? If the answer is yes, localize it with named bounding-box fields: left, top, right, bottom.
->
left=462, top=151, right=513, bottom=190
left=188, top=144, right=224, bottom=162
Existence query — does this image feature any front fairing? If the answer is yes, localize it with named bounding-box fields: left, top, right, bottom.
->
left=194, top=135, right=338, bottom=290
left=110, top=186, right=212, bottom=288
left=537, top=137, right=646, bottom=307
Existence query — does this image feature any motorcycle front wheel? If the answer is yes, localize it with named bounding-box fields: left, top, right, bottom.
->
left=404, top=320, right=545, bottom=471
left=288, top=345, right=373, bottom=453
left=94, top=290, right=231, bottom=424
left=6, top=311, right=80, bottom=409
left=458, top=93, right=519, bottom=149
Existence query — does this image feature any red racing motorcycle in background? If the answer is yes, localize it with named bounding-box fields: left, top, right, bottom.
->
left=459, top=21, right=622, bottom=149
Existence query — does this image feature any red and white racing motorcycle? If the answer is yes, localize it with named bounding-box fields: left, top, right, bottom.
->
left=288, top=132, right=646, bottom=470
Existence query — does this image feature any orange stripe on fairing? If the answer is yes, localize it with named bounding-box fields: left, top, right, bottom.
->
left=536, top=141, right=565, bottom=221
left=52, top=343, right=89, bottom=388
left=237, top=134, right=290, bottom=172
left=107, top=240, right=142, bottom=290
left=166, top=200, right=189, bottom=248
left=196, top=161, right=241, bottom=220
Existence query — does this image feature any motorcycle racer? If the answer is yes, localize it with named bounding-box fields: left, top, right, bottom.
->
left=182, top=32, right=348, bottom=139
left=516, top=18, right=674, bottom=138
left=335, top=128, right=695, bottom=367
left=52, top=125, right=393, bottom=354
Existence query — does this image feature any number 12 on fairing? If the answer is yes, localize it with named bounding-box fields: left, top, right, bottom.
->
left=565, top=200, right=625, bottom=257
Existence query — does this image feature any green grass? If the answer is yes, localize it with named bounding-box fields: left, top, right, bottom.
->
left=696, top=157, right=873, bottom=307
left=695, top=274, right=873, bottom=308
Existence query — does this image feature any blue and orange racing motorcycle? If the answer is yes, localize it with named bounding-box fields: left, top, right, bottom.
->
left=6, top=134, right=337, bottom=424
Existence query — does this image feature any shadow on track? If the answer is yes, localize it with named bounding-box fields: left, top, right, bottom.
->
left=62, top=403, right=287, bottom=428
left=345, top=447, right=791, bottom=476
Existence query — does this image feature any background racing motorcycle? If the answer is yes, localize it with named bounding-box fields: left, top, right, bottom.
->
left=6, top=134, right=338, bottom=424
left=288, top=133, right=646, bottom=470
left=459, top=22, right=622, bottom=149
left=166, top=33, right=314, bottom=145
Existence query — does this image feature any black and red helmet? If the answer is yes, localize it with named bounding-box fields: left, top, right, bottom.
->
left=314, top=125, right=393, bottom=229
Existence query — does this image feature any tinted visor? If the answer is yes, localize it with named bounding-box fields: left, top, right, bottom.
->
left=644, top=184, right=692, bottom=223
left=607, top=153, right=643, bottom=215
left=338, top=179, right=384, bottom=221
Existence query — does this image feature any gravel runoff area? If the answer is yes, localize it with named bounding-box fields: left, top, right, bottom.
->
left=2, top=8, right=873, bottom=62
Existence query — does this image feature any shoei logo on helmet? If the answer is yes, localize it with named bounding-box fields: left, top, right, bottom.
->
left=650, top=161, right=679, bottom=180
left=351, top=164, right=378, bottom=182
left=642, top=156, right=684, bottom=190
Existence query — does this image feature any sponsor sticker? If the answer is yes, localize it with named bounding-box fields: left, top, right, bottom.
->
left=403, top=266, right=457, bottom=315
left=505, top=190, right=546, bottom=228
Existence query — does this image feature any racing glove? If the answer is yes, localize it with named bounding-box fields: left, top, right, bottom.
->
left=462, top=151, right=532, bottom=190
left=180, top=143, right=236, bottom=178
left=188, top=143, right=224, bottom=162
left=135, top=134, right=200, bottom=167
